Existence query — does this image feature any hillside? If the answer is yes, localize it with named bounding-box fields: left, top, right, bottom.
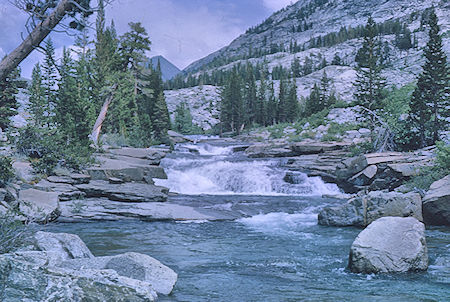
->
left=166, top=0, right=450, bottom=129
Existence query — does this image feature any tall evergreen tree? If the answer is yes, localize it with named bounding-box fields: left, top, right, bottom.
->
left=408, top=9, right=449, bottom=147
left=220, top=69, right=244, bottom=134
left=28, top=63, right=46, bottom=128
left=41, top=39, right=58, bottom=127
left=286, top=79, right=299, bottom=122
left=354, top=17, right=386, bottom=146
left=277, top=77, right=288, bottom=123
left=266, top=81, right=277, bottom=125
left=244, top=64, right=257, bottom=126
left=0, top=66, right=20, bottom=130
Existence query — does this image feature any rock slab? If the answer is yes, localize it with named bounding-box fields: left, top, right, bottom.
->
left=349, top=217, right=428, bottom=274
left=422, top=175, right=450, bottom=226
left=318, top=191, right=422, bottom=227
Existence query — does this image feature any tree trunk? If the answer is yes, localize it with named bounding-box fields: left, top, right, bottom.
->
left=90, top=85, right=117, bottom=145
left=0, top=0, right=73, bottom=82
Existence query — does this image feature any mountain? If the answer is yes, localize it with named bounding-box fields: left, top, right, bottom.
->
left=148, top=55, right=181, bottom=81
left=166, top=0, right=449, bottom=130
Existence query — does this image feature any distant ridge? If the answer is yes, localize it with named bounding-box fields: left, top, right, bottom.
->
left=148, top=55, right=181, bottom=81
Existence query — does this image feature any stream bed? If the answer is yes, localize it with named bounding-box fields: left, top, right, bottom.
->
left=42, top=140, right=450, bottom=301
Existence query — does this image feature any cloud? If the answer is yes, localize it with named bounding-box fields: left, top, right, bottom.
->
left=107, top=0, right=246, bottom=70
left=262, top=0, right=295, bottom=11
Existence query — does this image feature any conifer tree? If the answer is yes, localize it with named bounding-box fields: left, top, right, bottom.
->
left=256, top=68, right=268, bottom=125
left=220, top=69, right=244, bottom=134
left=291, top=57, right=301, bottom=77
left=277, top=77, right=288, bottom=123
left=28, top=63, right=46, bottom=128
left=266, top=81, right=277, bottom=125
left=354, top=17, right=386, bottom=146
left=41, top=39, right=58, bottom=127
left=0, top=66, right=20, bottom=130
left=286, top=79, right=299, bottom=122
left=244, top=64, right=257, bottom=126
left=408, top=9, right=449, bottom=147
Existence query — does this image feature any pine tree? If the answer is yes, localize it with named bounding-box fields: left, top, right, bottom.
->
left=354, top=17, right=386, bottom=137
left=0, top=66, right=20, bottom=130
left=256, top=68, right=268, bottom=125
left=291, top=57, right=301, bottom=77
left=266, top=81, right=277, bottom=125
left=28, top=63, right=46, bottom=128
left=286, top=79, right=299, bottom=122
left=277, top=77, right=288, bottom=123
left=408, top=9, right=449, bottom=147
left=120, top=22, right=151, bottom=72
left=244, top=64, right=257, bottom=126
left=41, top=39, right=58, bottom=127
left=318, top=71, right=331, bottom=110
left=152, top=91, right=170, bottom=141
left=220, top=69, right=244, bottom=134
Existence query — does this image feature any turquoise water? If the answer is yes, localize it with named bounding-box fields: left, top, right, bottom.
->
left=43, top=142, right=450, bottom=301
left=43, top=195, right=450, bottom=302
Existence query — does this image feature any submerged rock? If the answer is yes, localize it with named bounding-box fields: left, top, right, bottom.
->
left=318, top=191, right=422, bottom=227
left=349, top=217, right=428, bottom=274
left=423, top=175, right=450, bottom=226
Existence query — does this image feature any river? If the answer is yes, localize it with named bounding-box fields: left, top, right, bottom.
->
left=43, top=139, right=450, bottom=301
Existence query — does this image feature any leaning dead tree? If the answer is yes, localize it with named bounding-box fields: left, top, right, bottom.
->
left=0, top=0, right=110, bottom=82
left=90, top=84, right=117, bottom=146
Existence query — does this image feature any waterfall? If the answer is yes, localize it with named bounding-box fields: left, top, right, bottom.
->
left=156, top=142, right=340, bottom=196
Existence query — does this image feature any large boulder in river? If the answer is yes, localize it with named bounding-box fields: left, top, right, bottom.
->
left=318, top=191, right=422, bottom=227
left=0, top=251, right=157, bottom=301
left=422, top=175, right=450, bottom=226
left=349, top=217, right=428, bottom=274
left=18, top=188, right=60, bottom=223
left=33, top=231, right=94, bottom=260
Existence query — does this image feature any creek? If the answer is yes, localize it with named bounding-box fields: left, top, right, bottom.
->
left=43, top=138, right=450, bottom=301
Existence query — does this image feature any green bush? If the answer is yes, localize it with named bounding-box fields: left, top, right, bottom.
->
left=0, top=156, right=14, bottom=187
left=406, top=141, right=450, bottom=190
left=15, top=126, right=94, bottom=176
left=0, top=211, right=33, bottom=254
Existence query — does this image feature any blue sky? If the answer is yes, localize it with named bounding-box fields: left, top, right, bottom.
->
left=0, top=0, right=295, bottom=78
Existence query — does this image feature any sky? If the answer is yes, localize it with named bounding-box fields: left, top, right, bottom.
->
left=0, top=0, right=295, bottom=78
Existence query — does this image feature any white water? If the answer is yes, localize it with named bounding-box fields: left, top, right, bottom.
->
left=156, top=142, right=340, bottom=196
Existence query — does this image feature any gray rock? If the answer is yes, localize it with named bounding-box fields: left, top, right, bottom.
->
left=0, top=252, right=157, bottom=302
left=349, top=217, right=428, bottom=274
left=109, top=148, right=166, bottom=161
left=423, top=175, right=450, bottom=226
left=336, top=155, right=368, bottom=181
left=60, top=252, right=177, bottom=295
left=33, top=231, right=94, bottom=260
left=18, top=188, right=60, bottom=223
left=291, top=141, right=349, bottom=155
left=318, top=191, right=422, bottom=227
left=12, top=161, right=34, bottom=183
left=58, top=198, right=225, bottom=222
left=87, top=155, right=167, bottom=182
left=34, top=180, right=85, bottom=201
left=245, top=143, right=295, bottom=158
left=75, top=181, right=168, bottom=203
left=349, top=165, right=377, bottom=186
left=105, top=252, right=177, bottom=295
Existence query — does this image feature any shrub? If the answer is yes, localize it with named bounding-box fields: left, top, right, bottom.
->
left=15, top=126, right=94, bottom=175
left=406, top=141, right=450, bottom=190
left=0, top=211, right=33, bottom=254
left=0, top=156, right=14, bottom=187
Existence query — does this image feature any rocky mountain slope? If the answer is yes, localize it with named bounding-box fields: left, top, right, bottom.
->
left=166, top=0, right=450, bottom=129
left=148, top=55, right=181, bottom=81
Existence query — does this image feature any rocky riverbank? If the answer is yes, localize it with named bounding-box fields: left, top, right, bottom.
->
left=1, top=144, right=224, bottom=223
left=0, top=231, right=177, bottom=301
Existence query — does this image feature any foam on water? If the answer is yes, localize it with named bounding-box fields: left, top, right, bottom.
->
left=157, top=145, right=341, bottom=196
left=238, top=212, right=318, bottom=235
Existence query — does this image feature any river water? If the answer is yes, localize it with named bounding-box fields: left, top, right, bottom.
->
left=44, top=139, right=450, bottom=301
